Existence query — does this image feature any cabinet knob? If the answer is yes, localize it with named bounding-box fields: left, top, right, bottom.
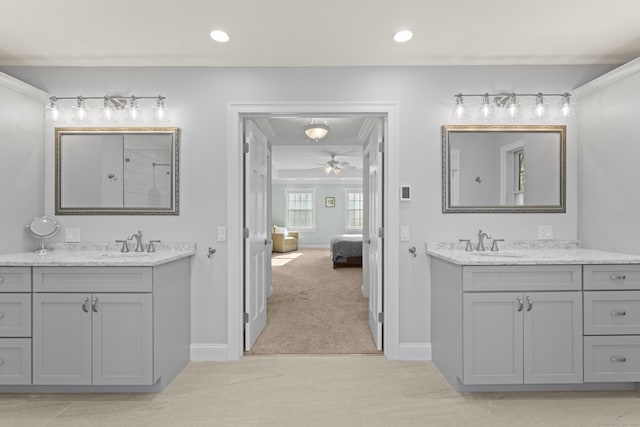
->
left=610, top=310, right=627, bottom=317
left=610, top=275, right=627, bottom=281
left=610, top=356, right=627, bottom=363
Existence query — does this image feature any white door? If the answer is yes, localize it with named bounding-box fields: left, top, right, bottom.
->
left=244, top=119, right=270, bottom=350
left=367, top=120, right=383, bottom=350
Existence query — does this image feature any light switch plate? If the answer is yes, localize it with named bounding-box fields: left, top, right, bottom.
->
left=65, top=227, right=81, bottom=242
left=538, top=225, right=554, bottom=240
left=400, top=226, right=410, bottom=242
left=217, top=226, right=227, bottom=242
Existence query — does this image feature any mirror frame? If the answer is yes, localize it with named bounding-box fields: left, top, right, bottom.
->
left=442, top=124, right=566, bottom=213
left=55, top=127, right=180, bottom=215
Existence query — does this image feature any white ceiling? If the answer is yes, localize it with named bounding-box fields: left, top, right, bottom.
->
left=1, top=0, right=639, bottom=66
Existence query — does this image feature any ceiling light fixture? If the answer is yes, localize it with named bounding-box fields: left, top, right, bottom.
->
left=393, top=30, right=413, bottom=43
left=304, top=120, right=330, bottom=141
left=46, top=94, right=170, bottom=123
left=451, top=92, right=573, bottom=121
left=210, top=30, right=230, bottom=43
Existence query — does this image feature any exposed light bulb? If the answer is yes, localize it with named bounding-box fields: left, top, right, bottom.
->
left=324, top=166, right=332, bottom=175
left=504, top=94, right=520, bottom=120
left=46, top=97, right=64, bottom=122
left=558, top=93, right=574, bottom=118
left=334, top=167, right=342, bottom=175
left=478, top=93, right=494, bottom=120
left=451, top=94, right=467, bottom=120
left=153, top=96, right=169, bottom=122
left=72, top=96, right=90, bottom=122
left=126, top=95, right=143, bottom=122
left=531, top=93, right=548, bottom=120
left=100, top=96, right=118, bottom=122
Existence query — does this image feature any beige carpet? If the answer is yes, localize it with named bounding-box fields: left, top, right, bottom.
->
left=247, top=248, right=380, bottom=354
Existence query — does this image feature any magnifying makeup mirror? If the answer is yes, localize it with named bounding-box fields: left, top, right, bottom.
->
left=25, top=216, right=60, bottom=254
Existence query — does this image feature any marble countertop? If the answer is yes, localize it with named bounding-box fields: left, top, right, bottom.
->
left=426, top=241, right=640, bottom=266
left=0, top=242, right=196, bottom=267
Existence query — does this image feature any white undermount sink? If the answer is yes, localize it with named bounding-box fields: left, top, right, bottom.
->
left=473, top=251, right=526, bottom=258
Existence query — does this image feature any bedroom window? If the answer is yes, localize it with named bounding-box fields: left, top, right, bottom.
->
left=345, top=188, right=364, bottom=231
left=285, top=189, right=316, bottom=231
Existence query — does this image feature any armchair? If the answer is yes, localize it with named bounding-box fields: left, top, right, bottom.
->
left=272, top=226, right=298, bottom=253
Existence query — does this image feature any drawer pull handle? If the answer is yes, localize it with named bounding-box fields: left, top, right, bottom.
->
left=516, top=296, right=524, bottom=312
left=610, top=275, right=627, bottom=280
left=82, top=297, right=90, bottom=313
left=91, top=297, right=98, bottom=313
left=526, top=296, right=533, bottom=312
left=611, top=310, right=627, bottom=317
left=610, top=356, right=627, bottom=363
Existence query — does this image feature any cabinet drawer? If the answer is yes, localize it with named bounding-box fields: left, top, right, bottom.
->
left=0, top=294, right=31, bottom=337
left=584, top=265, right=640, bottom=290
left=584, top=336, right=640, bottom=382
left=584, top=291, right=640, bottom=335
left=0, top=338, right=31, bottom=385
left=462, top=265, right=582, bottom=292
left=0, top=267, right=31, bottom=292
left=33, top=267, right=152, bottom=292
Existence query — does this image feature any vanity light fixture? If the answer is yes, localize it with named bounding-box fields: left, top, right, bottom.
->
left=393, top=30, right=413, bottom=43
left=451, top=92, right=573, bottom=121
left=304, top=120, right=330, bottom=141
left=46, top=94, right=170, bottom=123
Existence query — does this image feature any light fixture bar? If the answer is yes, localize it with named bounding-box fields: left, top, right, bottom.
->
left=452, top=92, right=573, bottom=120
left=46, top=94, right=169, bottom=123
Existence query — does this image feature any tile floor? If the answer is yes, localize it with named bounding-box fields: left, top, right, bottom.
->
left=1, top=355, right=639, bottom=426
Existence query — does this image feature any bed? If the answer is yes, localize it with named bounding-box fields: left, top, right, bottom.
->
left=330, top=234, right=363, bottom=269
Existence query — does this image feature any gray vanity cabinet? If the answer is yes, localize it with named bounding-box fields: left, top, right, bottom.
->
left=32, top=266, right=159, bottom=387
left=33, top=292, right=152, bottom=385
left=463, top=291, right=582, bottom=385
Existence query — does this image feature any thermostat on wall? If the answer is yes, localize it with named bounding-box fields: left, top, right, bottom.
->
left=400, top=185, right=411, bottom=201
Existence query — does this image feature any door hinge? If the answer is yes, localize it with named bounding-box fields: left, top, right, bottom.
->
left=243, top=312, right=249, bottom=323
left=378, top=312, right=384, bottom=323
left=378, top=141, right=384, bottom=153
left=243, top=142, right=250, bottom=154
left=243, top=227, right=250, bottom=238
left=378, top=227, right=384, bottom=239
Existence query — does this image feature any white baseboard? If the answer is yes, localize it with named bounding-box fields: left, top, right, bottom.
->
left=398, top=343, right=432, bottom=360
left=298, top=244, right=330, bottom=249
left=190, top=344, right=230, bottom=361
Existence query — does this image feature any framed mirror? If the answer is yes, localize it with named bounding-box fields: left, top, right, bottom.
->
left=442, top=125, right=565, bottom=213
left=55, top=127, right=179, bottom=215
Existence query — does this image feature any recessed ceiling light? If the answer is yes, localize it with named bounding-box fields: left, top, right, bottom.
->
left=210, top=30, right=230, bottom=43
left=393, top=30, right=413, bottom=43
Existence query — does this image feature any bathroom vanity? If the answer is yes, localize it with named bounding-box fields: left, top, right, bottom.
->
left=0, top=244, right=194, bottom=392
left=428, top=243, right=640, bottom=392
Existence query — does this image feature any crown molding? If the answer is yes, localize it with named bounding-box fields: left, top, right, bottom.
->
left=574, top=56, right=640, bottom=99
left=0, top=71, right=49, bottom=101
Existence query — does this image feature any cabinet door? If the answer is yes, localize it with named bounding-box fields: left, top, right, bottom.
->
left=523, top=291, right=583, bottom=384
left=33, top=293, right=92, bottom=385
left=463, top=293, right=524, bottom=385
left=92, top=293, right=153, bottom=385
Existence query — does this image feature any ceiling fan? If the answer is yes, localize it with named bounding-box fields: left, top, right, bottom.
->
left=311, top=153, right=356, bottom=175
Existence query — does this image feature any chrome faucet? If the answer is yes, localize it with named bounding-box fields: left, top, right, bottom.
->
left=475, top=229, right=492, bottom=251
left=128, top=229, right=145, bottom=252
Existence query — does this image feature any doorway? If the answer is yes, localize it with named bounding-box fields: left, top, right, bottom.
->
left=226, top=102, right=400, bottom=360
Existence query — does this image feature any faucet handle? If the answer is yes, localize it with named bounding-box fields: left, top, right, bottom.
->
left=459, top=239, right=473, bottom=252
left=147, top=240, right=161, bottom=253
left=491, top=239, right=504, bottom=251
left=116, top=240, right=130, bottom=253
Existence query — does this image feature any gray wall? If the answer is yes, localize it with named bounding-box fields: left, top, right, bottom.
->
left=0, top=64, right=612, bottom=355
left=272, top=183, right=362, bottom=246
left=577, top=64, right=640, bottom=254
left=0, top=74, right=45, bottom=254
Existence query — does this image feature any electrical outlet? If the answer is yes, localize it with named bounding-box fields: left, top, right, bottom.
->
left=217, top=226, right=227, bottom=242
left=538, top=225, right=553, bottom=240
left=65, top=227, right=81, bottom=242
